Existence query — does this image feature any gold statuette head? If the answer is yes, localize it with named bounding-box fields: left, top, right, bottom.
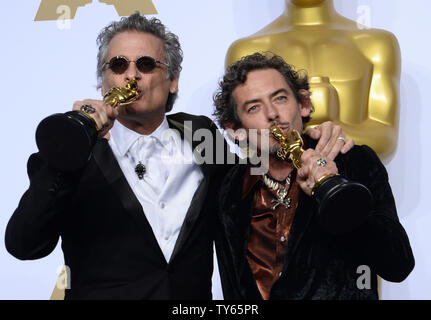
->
left=103, top=78, right=139, bottom=108
left=270, top=125, right=304, bottom=169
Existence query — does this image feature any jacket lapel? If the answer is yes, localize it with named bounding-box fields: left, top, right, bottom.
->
left=92, top=139, right=166, bottom=262
left=167, top=116, right=214, bottom=177
left=219, top=164, right=261, bottom=298
left=167, top=114, right=218, bottom=262
left=165, top=115, right=215, bottom=262
left=283, top=191, right=316, bottom=271
left=169, top=175, right=210, bottom=263
left=284, top=135, right=317, bottom=262
left=90, top=115, right=220, bottom=265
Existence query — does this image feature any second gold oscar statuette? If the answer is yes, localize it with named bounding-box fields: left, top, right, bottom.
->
left=270, top=126, right=335, bottom=192
left=270, top=125, right=372, bottom=235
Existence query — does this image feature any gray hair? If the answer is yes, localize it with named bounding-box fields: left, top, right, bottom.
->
left=96, top=12, right=183, bottom=112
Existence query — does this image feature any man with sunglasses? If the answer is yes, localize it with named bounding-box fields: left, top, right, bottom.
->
left=6, top=13, right=352, bottom=300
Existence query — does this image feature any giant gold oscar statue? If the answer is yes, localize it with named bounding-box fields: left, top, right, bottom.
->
left=226, top=0, right=401, bottom=161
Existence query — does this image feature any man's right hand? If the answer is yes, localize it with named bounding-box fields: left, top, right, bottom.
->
left=72, top=99, right=119, bottom=139
left=305, top=121, right=354, bottom=159
left=296, top=148, right=339, bottom=197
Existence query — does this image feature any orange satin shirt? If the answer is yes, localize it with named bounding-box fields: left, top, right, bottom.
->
left=242, top=169, right=301, bottom=300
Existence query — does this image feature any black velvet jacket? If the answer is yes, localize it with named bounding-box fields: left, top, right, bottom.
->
left=215, top=143, right=415, bottom=300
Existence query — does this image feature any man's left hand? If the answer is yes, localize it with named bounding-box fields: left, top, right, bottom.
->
left=305, top=121, right=354, bottom=160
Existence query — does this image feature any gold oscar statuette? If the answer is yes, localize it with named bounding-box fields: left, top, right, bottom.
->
left=270, top=125, right=372, bottom=234
left=227, top=0, right=401, bottom=161
left=36, top=79, right=139, bottom=171
left=103, top=78, right=139, bottom=108
left=77, top=78, right=139, bottom=131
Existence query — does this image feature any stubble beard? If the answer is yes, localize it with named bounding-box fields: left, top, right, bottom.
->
left=269, top=141, right=281, bottom=157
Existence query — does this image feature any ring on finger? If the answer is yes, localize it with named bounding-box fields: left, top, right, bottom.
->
left=78, top=106, right=100, bottom=131
left=337, top=136, right=346, bottom=143
left=80, top=104, right=96, bottom=114
left=317, top=158, right=327, bottom=167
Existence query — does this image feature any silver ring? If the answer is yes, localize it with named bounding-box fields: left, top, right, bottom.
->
left=80, top=104, right=95, bottom=114
left=337, top=136, right=346, bottom=143
left=317, top=158, right=327, bottom=167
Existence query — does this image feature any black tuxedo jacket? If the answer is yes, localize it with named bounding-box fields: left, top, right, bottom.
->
left=6, top=112, right=231, bottom=300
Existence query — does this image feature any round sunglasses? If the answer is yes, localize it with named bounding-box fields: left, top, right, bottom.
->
left=104, top=55, right=169, bottom=74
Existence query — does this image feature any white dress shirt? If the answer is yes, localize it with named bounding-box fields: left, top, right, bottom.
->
left=108, top=117, right=204, bottom=263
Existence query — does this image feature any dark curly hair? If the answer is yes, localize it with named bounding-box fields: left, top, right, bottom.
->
left=213, top=52, right=311, bottom=129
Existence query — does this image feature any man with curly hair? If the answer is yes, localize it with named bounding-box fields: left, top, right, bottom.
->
left=213, top=52, right=414, bottom=299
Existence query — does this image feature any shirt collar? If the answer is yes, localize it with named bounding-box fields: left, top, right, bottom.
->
left=241, top=164, right=296, bottom=200
left=110, top=116, right=171, bottom=157
left=241, top=165, right=263, bottom=200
